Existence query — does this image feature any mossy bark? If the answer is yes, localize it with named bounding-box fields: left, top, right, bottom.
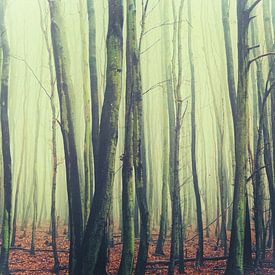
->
left=0, top=1, right=12, bottom=273
left=48, top=1, right=83, bottom=273
left=87, top=0, right=99, bottom=166
left=78, top=1, right=123, bottom=274
left=38, top=0, right=60, bottom=268
left=251, top=21, right=267, bottom=266
left=225, top=1, right=256, bottom=273
left=168, top=1, right=185, bottom=273
left=118, top=2, right=136, bottom=273
left=79, top=0, right=93, bottom=226
left=129, top=3, right=150, bottom=275
left=262, top=0, right=275, bottom=264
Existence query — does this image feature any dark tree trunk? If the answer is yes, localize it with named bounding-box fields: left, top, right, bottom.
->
left=188, top=0, right=203, bottom=266
left=48, top=1, right=84, bottom=273
left=0, top=1, right=12, bottom=273
left=78, top=1, right=124, bottom=273
left=225, top=1, right=260, bottom=274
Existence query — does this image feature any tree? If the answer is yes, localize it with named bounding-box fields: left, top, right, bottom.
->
left=132, top=1, right=150, bottom=273
left=87, top=1, right=99, bottom=206
left=0, top=0, right=12, bottom=273
left=262, top=0, right=275, bottom=264
left=118, top=2, right=136, bottom=273
left=168, top=0, right=185, bottom=273
left=225, top=1, right=261, bottom=274
left=155, top=0, right=171, bottom=256
left=38, top=0, right=61, bottom=269
left=188, top=0, right=204, bottom=266
left=79, top=0, right=93, bottom=225
left=48, top=0, right=83, bottom=273
left=78, top=0, right=124, bottom=273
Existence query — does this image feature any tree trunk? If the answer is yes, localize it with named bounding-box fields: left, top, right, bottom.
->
left=79, top=0, right=92, bottom=226
left=262, top=0, right=275, bottom=264
left=0, top=1, right=12, bottom=273
left=78, top=0, right=123, bottom=273
left=225, top=1, right=259, bottom=274
left=168, top=1, right=185, bottom=274
left=30, top=91, right=41, bottom=254
left=87, top=0, right=99, bottom=168
left=118, top=2, right=136, bottom=273
left=188, top=0, right=203, bottom=266
left=48, top=1, right=84, bottom=273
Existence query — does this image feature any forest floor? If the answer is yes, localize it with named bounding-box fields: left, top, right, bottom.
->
left=5, top=225, right=275, bottom=274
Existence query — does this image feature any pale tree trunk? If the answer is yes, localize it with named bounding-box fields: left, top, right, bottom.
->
left=30, top=90, right=41, bottom=255
left=38, top=0, right=61, bottom=269
left=79, top=0, right=92, bottom=226
left=188, top=0, right=203, bottom=266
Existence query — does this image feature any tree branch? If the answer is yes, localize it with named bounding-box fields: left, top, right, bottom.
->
left=249, top=52, right=275, bottom=66
left=140, top=38, right=161, bottom=55
left=142, top=79, right=171, bottom=95
left=10, top=55, right=52, bottom=99
left=247, top=0, right=262, bottom=14
left=248, top=44, right=260, bottom=51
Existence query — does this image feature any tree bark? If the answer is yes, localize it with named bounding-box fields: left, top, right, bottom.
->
left=188, top=0, right=203, bottom=266
left=78, top=0, right=123, bottom=273
left=225, top=1, right=259, bottom=274
left=118, top=2, right=136, bottom=274
left=48, top=1, right=84, bottom=273
left=0, top=1, right=12, bottom=273
left=168, top=1, right=185, bottom=274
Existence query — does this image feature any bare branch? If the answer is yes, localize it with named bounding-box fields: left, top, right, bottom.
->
left=10, top=55, right=52, bottom=99
left=249, top=52, right=275, bottom=66
left=140, top=38, right=161, bottom=55
left=248, top=44, right=260, bottom=51
left=146, top=0, right=160, bottom=17
left=247, top=0, right=262, bottom=14
left=179, top=102, right=188, bottom=128
left=142, top=79, right=171, bottom=95
left=246, top=166, right=266, bottom=182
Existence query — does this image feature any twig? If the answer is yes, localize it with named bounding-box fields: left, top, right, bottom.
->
left=10, top=246, right=69, bottom=253
left=186, top=202, right=233, bottom=243
left=10, top=55, right=51, bottom=99
left=247, top=0, right=262, bottom=14
left=246, top=165, right=266, bottom=182
left=146, top=256, right=228, bottom=266
left=140, top=38, right=161, bottom=55
left=142, top=79, right=171, bottom=95
left=249, top=52, right=275, bottom=66
left=248, top=45, right=260, bottom=51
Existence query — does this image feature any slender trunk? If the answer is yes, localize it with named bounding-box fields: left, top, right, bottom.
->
left=168, top=1, right=185, bottom=273
left=226, top=1, right=259, bottom=273
left=0, top=1, right=12, bottom=273
left=87, top=0, right=99, bottom=167
left=30, top=92, right=41, bottom=254
left=188, top=0, right=203, bottom=266
left=263, top=0, right=275, bottom=264
left=11, top=100, right=27, bottom=246
left=79, top=0, right=92, bottom=226
left=118, top=3, right=135, bottom=273
left=48, top=1, right=84, bottom=273
left=155, top=124, right=169, bottom=256
left=79, top=1, right=123, bottom=273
